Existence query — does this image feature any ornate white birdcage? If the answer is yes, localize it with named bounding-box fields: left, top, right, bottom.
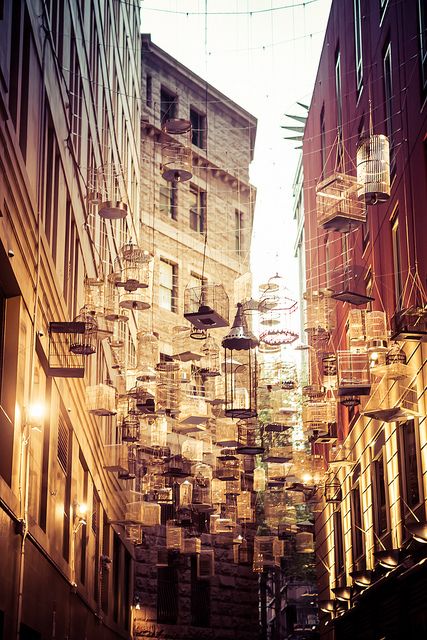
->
left=181, top=438, right=203, bottom=462
left=104, top=273, right=129, bottom=322
left=356, top=134, right=390, bottom=204
left=95, top=162, right=128, bottom=220
left=199, top=335, right=221, bottom=376
left=179, top=479, right=193, bottom=506
left=156, top=360, right=181, bottom=417
left=150, top=415, right=168, bottom=447
left=69, top=307, right=98, bottom=355
left=337, top=351, right=371, bottom=399
left=135, top=331, right=159, bottom=381
left=222, top=304, right=258, bottom=419
left=84, top=277, right=105, bottom=316
left=172, top=325, right=202, bottom=362
left=86, top=383, right=117, bottom=416
left=184, top=284, right=229, bottom=330
left=316, top=172, right=366, bottom=231
left=161, top=119, right=193, bottom=182
left=215, top=420, right=239, bottom=447
left=258, top=275, right=299, bottom=346
left=114, top=242, right=153, bottom=292
left=253, top=466, right=266, bottom=492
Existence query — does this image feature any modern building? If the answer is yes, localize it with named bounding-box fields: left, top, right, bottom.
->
left=0, top=1, right=141, bottom=638
left=132, top=35, right=260, bottom=640
left=302, top=1, right=427, bottom=638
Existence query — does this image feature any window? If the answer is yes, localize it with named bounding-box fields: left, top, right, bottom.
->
left=320, top=106, right=326, bottom=178
left=113, top=533, right=120, bottom=622
left=364, top=271, right=373, bottom=310
left=351, top=465, right=364, bottom=563
left=372, top=444, right=388, bottom=538
left=401, top=419, right=421, bottom=509
left=354, top=0, right=363, bottom=93
left=146, top=74, right=152, bottom=107
left=418, top=0, right=427, bottom=96
left=190, top=107, right=206, bottom=149
left=189, top=184, right=206, bottom=233
left=335, top=50, right=343, bottom=166
left=334, top=508, right=344, bottom=576
left=101, top=516, right=110, bottom=614
left=160, top=87, right=177, bottom=124
left=235, top=209, right=244, bottom=254
left=157, top=564, right=178, bottom=624
left=159, top=183, right=177, bottom=220
left=57, top=416, right=72, bottom=561
left=159, top=259, right=178, bottom=312
left=391, top=212, right=403, bottom=309
left=383, top=42, right=395, bottom=169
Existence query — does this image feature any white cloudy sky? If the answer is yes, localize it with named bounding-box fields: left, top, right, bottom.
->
left=140, top=0, right=332, bottom=294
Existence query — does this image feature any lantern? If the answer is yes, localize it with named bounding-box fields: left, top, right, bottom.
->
left=222, top=303, right=258, bottom=419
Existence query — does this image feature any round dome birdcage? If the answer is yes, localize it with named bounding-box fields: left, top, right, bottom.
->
left=114, top=242, right=153, bottom=292
left=258, top=275, right=299, bottom=346
left=70, top=307, right=98, bottom=355
left=356, top=134, right=391, bottom=204
left=136, top=331, right=159, bottom=381
left=199, top=336, right=221, bottom=377
left=161, top=120, right=193, bottom=182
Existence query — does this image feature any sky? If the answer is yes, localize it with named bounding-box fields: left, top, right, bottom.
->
left=140, top=0, right=332, bottom=295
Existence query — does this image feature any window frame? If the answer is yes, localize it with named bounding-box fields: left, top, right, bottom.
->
left=371, top=449, right=389, bottom=540
left=235, top=209, right=244, bottom=255
left=391, top=210, right=403, bottom=310
left=351, top=465, right=364, bottom=564
left=159, top=183, right=177, bottom=220
left=399, top=418, right=423, bottom=513
left=333, top=508, right=345, bottom=578
left=159, top=258, right=178, bottom=313
left=189, top=184, right=206, bottom=234
left=190, top=107, right=206, bottom=149
left=160, top=86, right=177, bottom=125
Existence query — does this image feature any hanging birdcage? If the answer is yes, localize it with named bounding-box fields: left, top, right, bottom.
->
left=84, top=277, right=105, bottom=316
left=222, top=304, right=258, bottom=419
left=184, top=284, right=229, bottom=330
left=316, top=172, right=366, bottom=231
left=192, top=462, right=212, bottom=510
left=127, top=380, right=156, bottom=415
left=236, top=491, right=252, bottom=521
left=216, top=453, right=240, bottom=481
left=304, top=289, right=335, bottom=342
left=135, top=331, right=159, bottom=381
left=356, top=134, right=390, bottom=204
left=118, top=288, right=150, bottom=312
left=324, top=475, right=342, bottom=503
left=236, top=418, right=264, bottom=455
left=161, top=119, right=193, bottom=182
left=181, top=438, right=204, bottom=462
left=321, top=353, right=337, bottom=389
left=253, top=466, right=266, bottom=492
left=86, top=383, right=117, bottom=416
left=118, top=447, right=137, bottom=480
left=69, top=307, right=98, bottom=355
left=182, top=537, right=202, bottom=555
left=225, top=477, right=241, bottom=496
left=211, top=478, right=227, bottom=505
left=164, top=454, right=192, bottom=478
left=172, top=325, right=202, bottom=362
left=104, top=273, right=129, bottom=322
left=254, top=536, right=276, bottom=567
left=95, top=162, right=128, bottom=220
left=215, top=420, right=239, bottom=447
left=330, top=263, right=374, bottom=306
left=156, top=360, right=181, bottom=417
left=258, top=275, right=299, bottom=345
left=114, top=241, right=153, bottom=292
left=179, top=479, right=193, bottom=506
left=199, top=335, right=221, bottom=376
left=121, top=414, right=140, bottom=443
left=348, top=309, right=366, bottom=347
left=337, top=351, right=371, bottom=399
left=150, top=415, right=168, bottom=447
left=363, top=377, right=421, bottom=422
left=295, top=531, right=314, bottom=553
left=166, top=520, right=184, bottom=550
left=391, top=306, right=427, bottom=342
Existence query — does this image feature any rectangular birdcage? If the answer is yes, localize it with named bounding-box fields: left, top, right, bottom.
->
left=197, top=549, right=215, bottom=578
left=86, top=384, right=117, bottom=416
left=48, top=322, right=86, bottom=377
left=391, top=306, right=427, bottom=342
left=316, top=172, right=366, bottom=231
left=125, top=501, right=161, bottom=526
left=184, top=284, right=229, bottom=329
left=363, top=378, right=421, bottom=422
left=303, top=290, right=336, bottom=337
left=337, top=351, right=371, bottom=397
left=330, top=264, right=374, bottom=306
left=302, top=400, right=336, bottom=427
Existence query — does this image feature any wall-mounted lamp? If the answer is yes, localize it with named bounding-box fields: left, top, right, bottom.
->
left=331, top=586, right=352, bottom=602
left=73, top=501, right=88, bottom=533
left=374, top=549, right=400, bottom=569
left=350, top=569, right=373, bottom=588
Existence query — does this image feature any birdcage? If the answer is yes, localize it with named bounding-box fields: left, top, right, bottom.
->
left=166, top=520, right=184, bottom=550
left=316, top=172, right=366, bottom=231
left=321, top=353, right=337, bottom=389
left=84, top=277, right=105, bottom=316
left=254, top=536, right=276, bottom=567
left=348, top=309, right=366, bottom=347
left=118, top=447, right=137, bottom=480
left=86, top=383, right=117, bottom=416
left=363, top=378, right=421, bottom=422
left=150, top=415, right=168, bottom=447
left=337, top=351, right=371, bottom=398
left=135, top=331, right=159, bottom=381
left=236, top=491, right=252, bottom=521
left=236, top=419, right=264, bottom=455
left=121, top=413, right=141, bottom=443
left=69, top=308, right=98, bottom=355
left=356, top=134, right=390, bottom=204
left=179, top=479, right=193, bottom=506
left=161, top=121, right=193, bottom=182
left=222, top=304, right=258, bottom=419
left=295, top=531, right=314, bottom=553
left=47, top=322, right=86, bottom=377
left=127, top=381, right=156, bottom=415
left=184, top=284, right=229, bottom=330
left=104, top=273, right=129, bottom=322
left=164, top=454, right=192, bottom=478
left=216, top=454, right=240, bottom=481
left=95, top=162, right=128, bottom=220
left=264, top=490, right=290, bottom=528
left=253, top=466, right=266, bottom=492
left=324, top=475, right=342, bottom=503
left=215, top=420, right=239, bottom=447
left=225, top=478, right=241, bottom=496
left=182, top=537, right=202, bottom=555
left=302, top=399, right=336, bottom=429
left=114, top=242, right=153, bottom=292
left=192, top=462, right=212, bottom=509
left=156, top=360, right=181, bottom=417
left=330, top=263, right=374, bottom=306
left=118, top=288, right=151, bottom=312
left=304, top=290, right=335, bottom=341
left=181, top=438, right=203, bottom=462
left=199, top=336, right=221, bottom=376
left=211, top=478, right=227, bottom=504
left=172, top=325, right=202, bottom=362
left=391, top=306, right=427, bottom=342
left=372, top=342, right=411, bottom=379
left=258, top=275, right=299, bottom=345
